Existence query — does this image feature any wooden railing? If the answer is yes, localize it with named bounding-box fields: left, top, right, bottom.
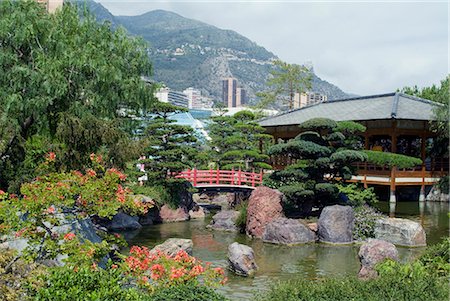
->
left=174, top=169, right=263, bottom=187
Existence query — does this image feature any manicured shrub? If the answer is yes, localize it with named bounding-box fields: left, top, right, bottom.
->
left=336, top=183, right=378, bottom=207
left=364, top=150, right=422, bottom=168
left=352, top=205, right=383, bottom=241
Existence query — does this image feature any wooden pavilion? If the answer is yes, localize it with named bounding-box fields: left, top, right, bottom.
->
left=258, top=92, right=448, bottom=202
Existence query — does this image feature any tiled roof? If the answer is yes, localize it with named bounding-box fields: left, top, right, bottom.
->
left=259, top=92, right=440, bottom=127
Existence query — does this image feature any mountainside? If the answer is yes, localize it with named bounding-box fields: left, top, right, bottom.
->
left=77, top=1, right=351, bottom=103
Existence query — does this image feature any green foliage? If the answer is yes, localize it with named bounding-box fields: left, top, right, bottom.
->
left=235, top=201, right=248, bottom=232
left=364, top=150, right=422, bottom=168
left=335, top=121, right=366, bottom=134
left=336, top=183, right=378, bottom=207
left=256, top=239, right=450, bottom=301
left=31, top=264, right=146, bottom=301
left=207, top=110, right=272, bottom=171
left=149, top=282, right=228, bottom=301
left=258, top=60, right=312, bottom=109
left=437, top=176, right=449, bottom=194
left=352, top=205, right=383, bottom=241
left=0, top=0, right=155, bottom=191
left=268, top=118, right=366, bottom=214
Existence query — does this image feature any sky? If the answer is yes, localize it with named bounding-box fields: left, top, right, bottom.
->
left=96, top=0, right=448, bottom=96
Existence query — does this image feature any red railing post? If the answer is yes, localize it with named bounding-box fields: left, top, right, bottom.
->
left=193, top=168, right=197, bottom=186
left=238, top=167, right=242, bottom=185
left=209, top=168, right=213, bottom=184
left=231, top=168, right=235, bottom=185
left=216, top=168, right=220, bottom=184
left=186, top=169, right=191, bottom=183
left=251, top=168, right=256, bottom=187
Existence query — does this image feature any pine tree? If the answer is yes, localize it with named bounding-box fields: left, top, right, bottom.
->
left=267, top=118, right=367, bottom=215
left=208, top=110, right=272, bottom=171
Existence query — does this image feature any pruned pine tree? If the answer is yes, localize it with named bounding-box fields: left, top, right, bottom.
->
left=267, top=118, right=367, bottom=214
left=208, top=110, right=272, bottom=171
left=136, top=102, right=197, bottom=191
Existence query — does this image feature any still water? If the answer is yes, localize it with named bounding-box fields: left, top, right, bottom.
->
left=125, top=202, right=449, bottom=301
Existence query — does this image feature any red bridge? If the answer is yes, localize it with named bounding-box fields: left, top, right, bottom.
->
left=174, top=169, right=263, bottom=190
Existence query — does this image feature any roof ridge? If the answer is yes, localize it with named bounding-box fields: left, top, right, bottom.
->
left=328, top=92, right=396, bottom=102
left=397, top=92, right=443, bottom=106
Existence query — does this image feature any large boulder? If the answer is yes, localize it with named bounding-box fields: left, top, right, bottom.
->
left=262, top=218, right=316, bottom=245
left=189, top=204, right=206, bottom=219
left=358, top=239, right=399, bottom=279
left=318, top=205, right=354, bottom=244
left=426, top=186, right=449, bottom=202
left=157, top=205, right=189, bottom=223
left=227, top=242, right=258, bottom=276
left=207, top=210, right=239, bottom=232
left=246, top=186, right=283, bottom=238
left=105, top=212, right=142, bottom=231
left=374, top=218, right=426, bottom=247
left=151, top=238, right=193, bottom=256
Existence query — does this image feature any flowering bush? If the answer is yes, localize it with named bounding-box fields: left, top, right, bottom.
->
left=0, top=153, right=151, bottom=261
left=121, top=247, right=227, bottom=290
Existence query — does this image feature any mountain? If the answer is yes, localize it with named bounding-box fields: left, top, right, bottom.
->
left=75, top=1, right=352, bottom=103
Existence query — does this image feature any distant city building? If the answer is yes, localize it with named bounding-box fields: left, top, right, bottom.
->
left=36, top=0, right=63, bottom=13
left=182, top=87, right=213, bottom=109
left=155, top=87, right=189, bottom=108
left=222, top=77, right=246, bottom=108
left=293, top=92, right=328, bottom=109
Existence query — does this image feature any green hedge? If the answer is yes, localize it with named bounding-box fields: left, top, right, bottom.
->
left=364, top=150, right=422, bottom=168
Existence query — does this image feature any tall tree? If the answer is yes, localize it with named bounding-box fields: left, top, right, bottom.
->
left=208, top=110, right=272, bottom=171
left=0, top=1, right=155, bottom=190
left=257, top=60, right=312, bottom=110
left=133, top=102, right=198, bottom=204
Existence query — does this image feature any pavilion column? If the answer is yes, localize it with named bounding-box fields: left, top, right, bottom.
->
left=389, top=121, right=397, bottom=204
left=419, top=134, right=427, bottom=202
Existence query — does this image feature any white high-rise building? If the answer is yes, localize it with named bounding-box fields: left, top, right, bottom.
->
left=293, top=92, right=328, bottom=109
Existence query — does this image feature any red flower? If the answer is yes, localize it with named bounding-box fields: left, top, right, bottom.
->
left=47, top=152, right=56, bottom=161
left=170, top=267, right=186, bottom=280
left=86, top=169, right=97, bottom=177
left=64, top=232, right=76, bottom=241
left=46, top=206, right=55, bottom=214
left=0, top=190, right=5, bottom=195
left=90, top=153, right=96, bottom=161
left=214, top=267, right=225, bottom=275
left=220, top=277, right=228, bottom=285
left=107, top=168, right=127, bottom=181
left=111, top=264, right=118, bottom=269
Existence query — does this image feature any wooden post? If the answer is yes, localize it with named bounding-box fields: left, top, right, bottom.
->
left=391, top=120, right=397, bottom=153
left=389, top=166, right=396, bottom=203
left=238, top=167, right=242, bottom=186
left=419, top=165, right=426, bottom=202
left=251, top=168, right=256, bottom=187
left=216, top=169, right=220, bottom=185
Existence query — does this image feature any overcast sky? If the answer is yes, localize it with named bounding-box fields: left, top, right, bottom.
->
left=96, top=0, right=448, bottom=95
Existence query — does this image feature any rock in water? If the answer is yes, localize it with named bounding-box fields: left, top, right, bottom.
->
left=189, top=205, right=206, bottom=219
left=158, top=204, right=189, bottom=223
left=246, top=186, right=283, bottom=238
left=106, top=212, right=142, bottom=231
left=374, top=218, right=426, bottom=247
left=207, top=210, right=240, bottom=232
left=318, top=205, right=354, bottom=244
left=262, top=218, right=316, bottom=245
left=227, top=242, right=258, bottom=276
left=358, top=239, right=399, bottom=279
left=151, top=238, right=193, bottom=256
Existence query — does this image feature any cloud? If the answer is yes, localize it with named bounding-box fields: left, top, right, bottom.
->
left=97, top=0, right=448, bottom=95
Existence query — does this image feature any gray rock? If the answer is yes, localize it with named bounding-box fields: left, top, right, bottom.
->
left=151, top=238, right=193, bottom=256
left=189, top=206, right=206, bottom=219
left=318, top=205, right=354, bottom=244
left=358, top=239, right=399, bottom=279
left=426, top=186, right=450, bottom=202
left=157, top=205, right=190, bottom=223
left=207, top=210, right=240, bottom=232
left=106, top=212, right=142, bottom=231
left=227, top=242, right=258, bottom=277
left=374, top=218, right=426, bottom=247
left=262, top=217, right=316, bottom=245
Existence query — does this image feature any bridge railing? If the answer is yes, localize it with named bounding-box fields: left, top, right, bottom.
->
left=174, top=168, right=263, bottom=187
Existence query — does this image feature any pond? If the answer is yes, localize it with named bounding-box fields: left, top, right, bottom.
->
left=124, top=201, right=449, bottom=301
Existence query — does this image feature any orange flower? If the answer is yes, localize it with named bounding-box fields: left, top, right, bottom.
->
left=90, top=153, right=96, bottom=161
left=46, top=206, right=55, bottom=214
left=64, top=232, right=76, bottom=241
left=47, top=152, right=56, bottom=161
left=111, top=264, right=118, bottom=269
left=86, top=169, right=97, bottom=177
left=214, top=267, right=225, bottom=275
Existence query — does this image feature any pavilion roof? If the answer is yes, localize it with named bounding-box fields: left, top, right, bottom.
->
left=258, top=92, right=440, bottom=127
